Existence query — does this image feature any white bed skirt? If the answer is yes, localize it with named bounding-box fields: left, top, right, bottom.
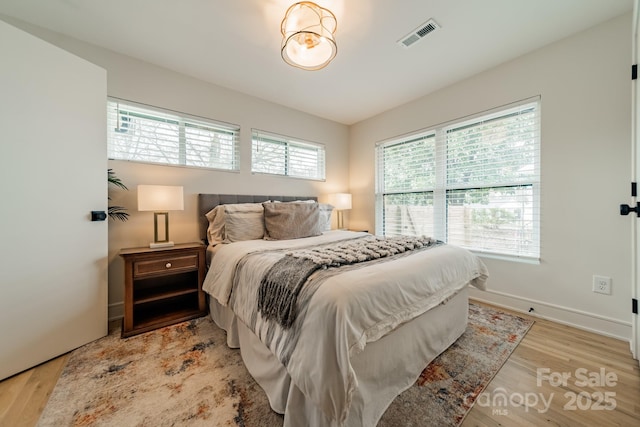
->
left=209, top=287, right=469, bottom=426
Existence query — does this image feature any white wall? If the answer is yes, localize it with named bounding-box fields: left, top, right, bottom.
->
left=1, top=16, right=350, bottom=320
left=2, top=13, right=633, bottom=340
left=350, top=13, right=633, bottom=340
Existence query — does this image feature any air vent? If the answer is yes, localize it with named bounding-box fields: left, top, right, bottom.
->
left=397, top=19, right=440, bottom=48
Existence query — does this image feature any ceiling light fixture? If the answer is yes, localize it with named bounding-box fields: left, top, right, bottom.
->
left=281, top=1, right=337, bottom=71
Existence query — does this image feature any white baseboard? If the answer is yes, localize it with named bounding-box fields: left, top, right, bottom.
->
left=468, top=288, right=632, bottom=342
left=108, top=301, right=124, bottom=322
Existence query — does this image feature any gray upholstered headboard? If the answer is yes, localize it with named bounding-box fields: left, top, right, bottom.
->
left=197, top=194, right=318, bottom=244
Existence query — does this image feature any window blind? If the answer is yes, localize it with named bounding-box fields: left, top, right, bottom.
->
left=107, top=99, right=240, bottom=171
left=443, top=104, right=539, bottom=189
left=376, top=97, right=541, bottom=260
left=442, top=102, right=540, bottom=257
left=252, top=129, right=326, bottom=180
left=376, top=133, right=437, bottom=237
left=381, top=133, right=436, bottom=193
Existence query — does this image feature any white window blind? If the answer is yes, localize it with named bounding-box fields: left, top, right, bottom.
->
left=252, top=129, right=326, bottom=180
left=376, top=97, right=541, bottom=260
left=107, top=99, right=240, bottom=171
left=377, top=133, right=437, bottom=237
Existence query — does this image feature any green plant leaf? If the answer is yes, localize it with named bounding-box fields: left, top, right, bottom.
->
left=108, top=169, right=129, bottom=221
left=108, top=168, right=128, bottom=190
left=108, top=206, right=130, bottom=221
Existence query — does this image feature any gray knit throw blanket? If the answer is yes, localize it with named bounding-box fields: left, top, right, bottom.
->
left=257, top=235, right=441, bottom=328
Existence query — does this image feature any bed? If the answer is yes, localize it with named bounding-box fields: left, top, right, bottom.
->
left=198, top=194, right=488, bottom=427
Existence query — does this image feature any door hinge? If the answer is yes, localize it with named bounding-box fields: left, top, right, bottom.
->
left=634, top=298, right=638, bottom=315
left=620, top=202, right=640, bottom=216
left=633, top=64, right=638, bottom=80
left=633, top=182, right=637, bottom=197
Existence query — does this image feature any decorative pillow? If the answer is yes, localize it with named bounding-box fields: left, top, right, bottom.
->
left=205, top=205, right=226, bottom=245
left=205, top=202, right=267, bottom=245
left=223, top=203, right=266, bottom=243
left=319, top=203, right=334, bottom=231
left=263, top=202, right=323, bottom=240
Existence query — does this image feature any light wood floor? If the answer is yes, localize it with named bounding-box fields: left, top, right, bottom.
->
left=461, top=303, right=640, bottom=427
left=1, top=303, right=639, bottom=427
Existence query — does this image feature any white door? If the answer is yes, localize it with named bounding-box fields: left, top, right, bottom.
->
left=0, top=20, right=108, bottom=380
left=632, top=0, right=640, bottom=363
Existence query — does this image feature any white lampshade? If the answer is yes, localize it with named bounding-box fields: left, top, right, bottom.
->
left=329, top=193, right=352, bottom=210
left=137, top=185, right=184, bottom=248
left=137, top=185, right=184, bottom=212
left=281, top=1, right=337, bottom=71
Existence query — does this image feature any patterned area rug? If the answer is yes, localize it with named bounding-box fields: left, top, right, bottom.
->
left=37, top=303, right=533, bottom=427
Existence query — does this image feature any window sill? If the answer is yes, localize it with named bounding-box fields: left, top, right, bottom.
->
left=472, top=250, right=540, bottom=265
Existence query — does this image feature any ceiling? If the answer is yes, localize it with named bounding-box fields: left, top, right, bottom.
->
left=0, top=0, right=633, bottom=125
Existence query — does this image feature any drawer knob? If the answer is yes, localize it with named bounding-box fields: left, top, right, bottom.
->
left=165, top=262, right=172, bottom=268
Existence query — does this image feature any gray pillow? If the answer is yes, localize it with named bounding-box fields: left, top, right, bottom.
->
left=224, top=203, right=266, bottom=242
left=263, top=202, right=323, bottom=240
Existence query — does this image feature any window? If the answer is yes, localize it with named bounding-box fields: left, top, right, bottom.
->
left=251, top=129, right=326, bottom=180
left=107, top=99, right=240, bottom=171
left=376, top=98, right=540, bottom=260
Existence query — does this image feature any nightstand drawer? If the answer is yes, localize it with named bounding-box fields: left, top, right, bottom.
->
left=134, top=254, right=198, bottom=277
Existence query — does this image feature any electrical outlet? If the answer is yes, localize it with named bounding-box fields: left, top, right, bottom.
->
left=592, top=275, right=611, bottom=295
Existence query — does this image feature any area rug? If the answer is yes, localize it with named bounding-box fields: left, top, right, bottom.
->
left=37, top=303, right=533, bottom=427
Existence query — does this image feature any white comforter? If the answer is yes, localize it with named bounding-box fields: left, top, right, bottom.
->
left=203, top=231, right=488, bottom=424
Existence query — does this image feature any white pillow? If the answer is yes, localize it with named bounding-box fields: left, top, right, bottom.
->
left=319, top=203, right=334, bottom=231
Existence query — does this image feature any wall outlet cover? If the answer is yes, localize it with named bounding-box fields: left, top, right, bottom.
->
left=592, top=275, right=611, bottom=295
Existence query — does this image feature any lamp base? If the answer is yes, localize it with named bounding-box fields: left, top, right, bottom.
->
left=337, top=210, right=344, bottom=230
left=150, top=241, right=175, bottom=249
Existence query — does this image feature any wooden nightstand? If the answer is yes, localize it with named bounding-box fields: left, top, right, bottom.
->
left=119, top=243, right=207, bottom=337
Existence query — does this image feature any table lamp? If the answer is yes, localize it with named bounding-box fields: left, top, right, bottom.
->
left=137, top=185, right=184, bottom=248
left=328, top=193, right=352, bottom=229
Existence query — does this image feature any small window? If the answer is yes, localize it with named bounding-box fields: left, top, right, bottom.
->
left=251, top=129, right=326, bottom=180
left=107, top=99, right=240, bottom=171
left=376, top=97, right=541, bottom=260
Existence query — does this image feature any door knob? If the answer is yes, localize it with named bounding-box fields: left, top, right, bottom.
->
left=91, top=211, right=107, bottom=221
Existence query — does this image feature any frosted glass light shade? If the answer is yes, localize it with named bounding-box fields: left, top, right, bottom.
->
left=281, top=1, right=337, bottom=71
left=137, top=185, right=184, bottom=211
